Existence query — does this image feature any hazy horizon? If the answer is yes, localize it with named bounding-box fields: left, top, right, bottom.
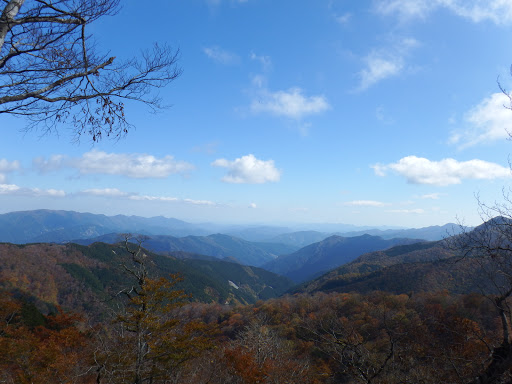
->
left=3, top=1, right=512, bottom=229
left=0, top=207, right=467, bottom=231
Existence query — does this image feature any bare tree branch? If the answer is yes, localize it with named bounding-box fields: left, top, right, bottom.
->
left=0, top=0, right=181, bottom=141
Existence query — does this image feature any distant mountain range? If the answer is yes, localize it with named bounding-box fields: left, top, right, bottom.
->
left=293, top=240, right=449, bottom=293
left=263, top=234, right=424, bottom=283
left=292, top=220, right=503, bottom=296
left=0, top=208, right=505, bottom=315
left=338, top=223, right=464, bottom=241
left=261, top=223, right=465, bottom=247
left=0, top=209, right=212, bottom=243
left=264, top=231, right=332, bottom=248
left=0, top=209, right=466, bottom=246
left=0, top=209, right=475, bottom=290
left=73, top=233, right=298, bottom=267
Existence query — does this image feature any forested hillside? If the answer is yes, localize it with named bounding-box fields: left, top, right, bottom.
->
left=263, top=234, right=423, bottom=282
left=73, top=233, right=297, bottom=266
left=2, top=218, right=512, bottom=383
left=0, top=241, right=293, bottom=316
left=1, top=286, right=507, bottom=383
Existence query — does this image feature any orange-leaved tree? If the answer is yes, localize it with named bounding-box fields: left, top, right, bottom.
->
left=93, top=235, right=213, bottom=384
left=0, top=291, right=92, bottom=383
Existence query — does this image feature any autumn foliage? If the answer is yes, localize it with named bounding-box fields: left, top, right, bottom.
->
left=0, top=292, right=91, bottom=383
left=1, top=235, right=511, bottom=383
left=0, top=286, right=509, bottom=383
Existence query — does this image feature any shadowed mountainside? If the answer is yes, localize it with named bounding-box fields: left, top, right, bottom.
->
left=72, top=233, right=298, bottom=266
left=263, top=234, right=424, bottom=283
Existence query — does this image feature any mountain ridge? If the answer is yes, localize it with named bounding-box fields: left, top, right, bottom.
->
left=263, top=234, right=425, bottom=282
left=0, top=209, right=464, bottom=245
left=71, top=232, right=298, bottom=266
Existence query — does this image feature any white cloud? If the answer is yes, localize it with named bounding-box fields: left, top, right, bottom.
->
left=33, top=188, right=66, bottom=197
left=34, top=150, right=194, bottom=178
left=0, top=184, right=65, bottom=197
left=335, top=12, right=352, bottom=24
left=0, top=159, right=21, bottom=173
left=212, top=154, right=281, bottom=184
left=183, top=198, right=217, bottom=206
left=203, top=46, right=239, bottom=65
left=0, top=182, right=217, bottom=206
left=248, top=203, right=257, bottom=209
left=358, top=38, right=418, bottom=90
left=251, top=87, right=330, bottom=119
left=344, top=200, right=389, bottom=207
left=0, top=184, right=20, bottom=194
left=449, top=1, right=512, bottom=24
left=251, top=74, right=267, bottom=88
left=375, top=0, right=433, bottom=19
left=76, top=151, right=193, bottom=178
left=32, top=155, right=65, bottom=173
left=372, top=164, right=388, bottom=177
left=247, top=56, right=328, bottom=129
left=449, top=92, right=512, bottom=147
left=78, top=187, right=217, bottom=206
left=375, top=0, right=512, bottom=25
left=373, top=156, right=511, bottom=186
left=0, top=159, right=20, bottom=183
left=81, top=188, right=129, bottom=197
left=129, top=195, right=179, bottom=202
left=250, top=52, right=272, bottom=71
left=359, top=55, right=403, bottom=90
left=419, top=193, right=443, bottom=199
left=128, top=194, right=217, bottom=205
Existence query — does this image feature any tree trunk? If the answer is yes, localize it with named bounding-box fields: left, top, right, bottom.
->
left=0, top=0, right=25, bottom=51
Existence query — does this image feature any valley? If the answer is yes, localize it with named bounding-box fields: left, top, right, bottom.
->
left=1, top=209, right=511, bottom=383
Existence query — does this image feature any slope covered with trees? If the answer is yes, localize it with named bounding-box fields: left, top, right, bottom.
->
left=263, top=234, right=424, bottom=282
left=74, top=233, right=297, bottom=266
left=2, top=218, right=512, bottom=382
left=0, top=241, right=294, bottom=316
left=1, top=286, right=507, bottom=383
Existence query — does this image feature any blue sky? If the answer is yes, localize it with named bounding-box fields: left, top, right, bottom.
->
left=3, top=0, right=512, bottom=228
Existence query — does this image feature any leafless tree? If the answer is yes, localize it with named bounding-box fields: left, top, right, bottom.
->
left=440, top=73, right=512, bottom=384
left=0, top=0, right=181, bottom=141
left=449, top=197, right=512, bottom=384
